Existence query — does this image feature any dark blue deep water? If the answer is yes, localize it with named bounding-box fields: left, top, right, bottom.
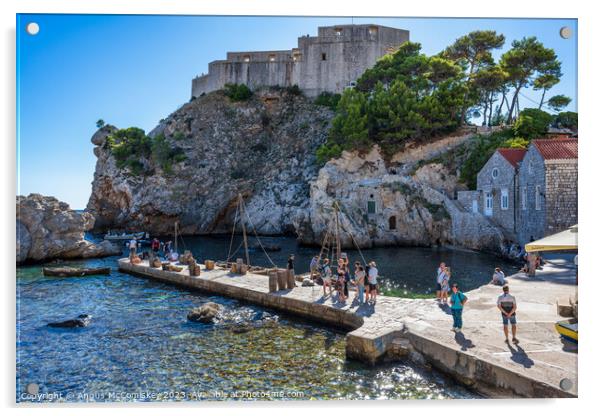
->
left=16, top=236, right=513, bottom=402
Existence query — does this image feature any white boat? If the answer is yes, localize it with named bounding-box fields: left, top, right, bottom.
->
left=104, top=231, right=146, bottom=241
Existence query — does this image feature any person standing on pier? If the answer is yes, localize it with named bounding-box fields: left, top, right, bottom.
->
left=310, top=255, right=319, bottom=281
left=128, top=238, right=138, bottom=261
left=367, top=261, right=378, bottom=303
left=440, top=267, right=451, bottom=304
left=497, top=285, right=518, bottom=344
left=436, top=262, right=446, bottom=302
left=287, top=254, right=295, bottom=272
left=354, top=262, right=366, bottom=304
left=449, top=283, right=467, bottom=332
left=321, top=258, right=333, bottom=297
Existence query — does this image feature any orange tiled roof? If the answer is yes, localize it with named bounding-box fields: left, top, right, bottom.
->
left=497, top=148, right=527, bottom=169
left=533, top=138, right=578, bottom=160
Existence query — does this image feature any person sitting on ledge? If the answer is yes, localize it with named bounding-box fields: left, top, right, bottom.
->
left=321, top=258, right=333, bottom=297
left=490, top=267, right=506, bottom=286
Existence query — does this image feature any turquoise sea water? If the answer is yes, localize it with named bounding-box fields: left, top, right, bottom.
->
left=16, top=237, right=509, bottom=402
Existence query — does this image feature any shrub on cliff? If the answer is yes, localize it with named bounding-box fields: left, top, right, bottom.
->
left=224, top=83, right=253, bottom=101
left=107, top=128, right=186, bottom=175
left=314, top=92, right=341, bottom=110
left=513, top=108, right=554, bottom=140
left=459, top=129, right=514, bottom=189
left=319, top=42, right=467, bottom=162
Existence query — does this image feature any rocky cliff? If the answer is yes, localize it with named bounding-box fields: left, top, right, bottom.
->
left=87, top=88, right=505, bottom=254
left=17, top=194, right=121, bottom=264
left=87, top=88, right=333, bottom=235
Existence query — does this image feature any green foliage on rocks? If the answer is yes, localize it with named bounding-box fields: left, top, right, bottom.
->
left=459, top=129, right=514, bottom=189
left=314, top=92, right=341, bottom=110
left=555, top=111, right=578, bottom=131
left=224, top=83, right=253, bottom=101
left=316, top=41, right=468, bottom=163
left=513, top=108, right=554, bottom=140
left=107, top=128, right=186, bottom=175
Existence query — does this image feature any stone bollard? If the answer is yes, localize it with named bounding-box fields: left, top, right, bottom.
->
left=268, top=270, right=278, bottom=292
left=194, top=264, right=201, bottom=276
left=188, top=259, right=197, bottom=276
left=286, top=269, right=296, bottom=289
left=204, top=260, right=215, bottom=270
left=277, top=269, right=287, bottom=291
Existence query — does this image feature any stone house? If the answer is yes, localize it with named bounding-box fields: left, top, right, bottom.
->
left=457, top=148, right=526, bottom=239
left=516, top=138, right=578, bottom=245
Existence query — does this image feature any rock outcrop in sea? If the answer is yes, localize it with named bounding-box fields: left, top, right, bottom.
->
left=16, top=194, right=121, bottom=264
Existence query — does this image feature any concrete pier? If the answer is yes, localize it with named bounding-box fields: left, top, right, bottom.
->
left=119, top=258, right=577, bottom=398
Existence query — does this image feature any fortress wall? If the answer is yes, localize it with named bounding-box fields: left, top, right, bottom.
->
left=191, top=25, right=410, bottom=98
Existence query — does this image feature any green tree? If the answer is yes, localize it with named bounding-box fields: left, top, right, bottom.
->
left=546, top=94, right=572, bottom=112
left=472, top=65, right=507, bottom=126
left=555, top=111, right=578, bottom=131
left=443, top=30, right=505, bottom=124
left=500, top=37, right=560, bottom=123
left=533, top=61, right=561, bottom=109
left=224, top=83, right=253, bottom=101
left=96, top=119, right=105, bottom=129
left=513, top=108, right=554, bottom=140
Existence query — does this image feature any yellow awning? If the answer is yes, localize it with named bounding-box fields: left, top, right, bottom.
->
left=525, top=225, right=578, bottom=253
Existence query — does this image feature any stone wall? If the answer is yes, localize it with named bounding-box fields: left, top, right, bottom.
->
left=476, top=151, right=518, bottom=237
left=191, top=24, right=409, bottom=98
left=544, top=159, right=578, bottom=235
left=517, top=147, right=547, bottom=245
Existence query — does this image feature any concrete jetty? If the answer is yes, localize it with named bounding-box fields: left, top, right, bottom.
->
left=118, top=258, right=577, bottom=398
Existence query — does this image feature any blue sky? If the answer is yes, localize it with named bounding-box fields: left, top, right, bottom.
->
left=16, top=15, right=577, bottom=209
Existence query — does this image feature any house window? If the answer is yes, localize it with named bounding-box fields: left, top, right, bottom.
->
left=528, top=160, right=533, bottom=175
left=521, top=187, right=527, bottom=210
left=535, top=185, right=542, bottom=210
left=321, top=53, right=327, bottom=61
left=367, top=200, right=376, bottom=214
left=492, top=168, right=499, bottom=179
left=388, top=216, right=397, bottom=230
left=501, top=189, right=509, bottom=210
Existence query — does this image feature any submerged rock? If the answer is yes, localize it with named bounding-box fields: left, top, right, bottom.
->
left=47, top=314, right=92, bottom=328
left=16, top=194, right=122, bottom=264
left=187, top=302, right=222, bottom=323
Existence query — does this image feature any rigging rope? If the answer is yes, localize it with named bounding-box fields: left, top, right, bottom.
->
left=226, top=202, right=240, bottom=262
left=240, top=198, right=278, bottom=268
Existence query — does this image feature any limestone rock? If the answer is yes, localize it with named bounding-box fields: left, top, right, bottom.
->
left=187, top=302, right=222, bottom=323
left=86, top=88, right=333, bottom=235
left=16, top=194, right=122, bottom=264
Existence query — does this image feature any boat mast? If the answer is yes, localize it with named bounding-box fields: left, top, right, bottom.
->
left=174, top=221, right=178, bottom=254
left=239, top=194, right=250, bottom=266
left=334, top=201, right=341, bottom=260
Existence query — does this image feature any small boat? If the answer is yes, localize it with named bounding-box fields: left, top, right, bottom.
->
left=43, top=266, right=111, bottom=277
left=104, top=231, right=146, bottom=241
left=555, top=319, right=578, bottom=343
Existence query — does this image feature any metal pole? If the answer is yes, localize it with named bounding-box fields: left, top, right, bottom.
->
left=174, top=221, right=178, bottom=254
left=239, top=194, right=251, bottom=266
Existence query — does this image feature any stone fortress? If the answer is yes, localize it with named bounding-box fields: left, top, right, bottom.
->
left=191, top=24, right=410, bottom=98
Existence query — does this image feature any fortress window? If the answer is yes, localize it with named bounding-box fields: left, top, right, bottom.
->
left=243, top=55, right=250, bottom=62
left=369, top=26, right=378, bottom=36
left=321, top=53, right=327, bottom=61
left=269, top=54, right=276, bottom=62
left=335, top=28, right=343, bottom=36
left=292, top=53, right=301, bottom=62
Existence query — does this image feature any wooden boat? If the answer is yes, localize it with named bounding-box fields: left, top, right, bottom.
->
left=104, top=231, right=145, bottom=241
left=43, top=266, right=111, bottom=277
left=555, top=319, right=578, bottom=343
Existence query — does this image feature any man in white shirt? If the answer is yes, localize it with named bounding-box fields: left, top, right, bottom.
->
left=497, top=285, right=518, bottom=344
left=436, top=262, right=446, bottom=302
left=368, top=261, right=378, bottom=303
left=128, top=239, right=138, bottom=260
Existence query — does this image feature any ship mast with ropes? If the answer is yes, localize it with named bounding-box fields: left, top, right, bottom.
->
left=225, top=194, right=277, bottom=268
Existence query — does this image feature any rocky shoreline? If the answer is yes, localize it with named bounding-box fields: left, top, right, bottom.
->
left=16, top=194, right=121, bottom=265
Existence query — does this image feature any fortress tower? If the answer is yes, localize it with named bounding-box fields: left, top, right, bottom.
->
left=191, top=24, right=410, bottom=98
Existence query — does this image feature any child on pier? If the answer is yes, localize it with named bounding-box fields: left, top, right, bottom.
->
left=449, top=283, right=467, bottom=332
